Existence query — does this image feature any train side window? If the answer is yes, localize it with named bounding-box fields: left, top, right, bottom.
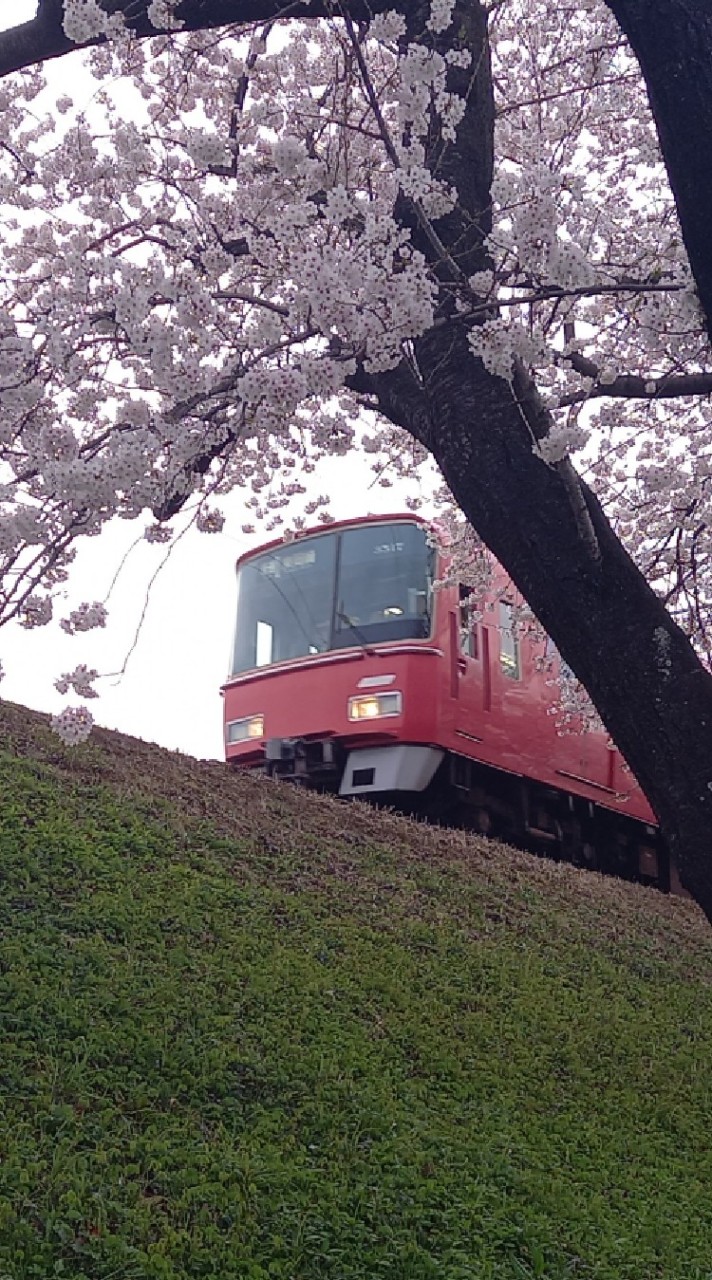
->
left=499, top=601, right=520, bottom=679
left=459, top=585, right=478, bottom=659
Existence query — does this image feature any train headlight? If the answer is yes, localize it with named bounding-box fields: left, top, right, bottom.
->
left=348, top=692, right=402, bottom=721
left=226, top=714, right=265, bottom=743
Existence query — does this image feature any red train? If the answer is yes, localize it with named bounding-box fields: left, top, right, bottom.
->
left=222, top=513, right=682, bottom=894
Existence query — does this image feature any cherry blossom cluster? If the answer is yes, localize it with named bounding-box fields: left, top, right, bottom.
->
left=50, top=705, right=95, bottom=745
left=547, top=665, right=604, bottom=738
left=20, top=597, right=54, bottom=630
left=144, top=524, right=174, bottom=544
left=55, top=664, right=99, bottom=699
left=468, top=314, right=554, bottom=386
left=62, top=0, right=125, bottom=43
left=196, top=507, right=225, bottom=534
left=426, top=0, right=456, bottom=35
left=147, top=0, right=185, bottom=32
left=60, top=602, right=108, bottom=635
left=428, top=514, right=494, bottom=598
left=536, top=423, right=589, bottom=467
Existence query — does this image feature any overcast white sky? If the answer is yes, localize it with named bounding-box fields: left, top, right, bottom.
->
left=0, top=1, right=425, bottom=759
left=0, top=1, right=36, bottom=31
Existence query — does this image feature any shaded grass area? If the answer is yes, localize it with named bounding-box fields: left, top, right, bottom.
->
left=1, top=701, right=712, bottom=1277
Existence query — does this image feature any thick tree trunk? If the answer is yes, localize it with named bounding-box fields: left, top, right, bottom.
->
left=370, top=330, right=712, bottom=920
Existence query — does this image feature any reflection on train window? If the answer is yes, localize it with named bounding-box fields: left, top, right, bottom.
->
left=231, top=521, right=433, bottom=673
left=334, top=523, right=432, bottom=650
left=459, top=585, right=478, bottom=659
left=232, top=534, right=337, bottom=672
left=255, top=620, right=273, bottom=666
left=499, top=601, right=520, bottom=679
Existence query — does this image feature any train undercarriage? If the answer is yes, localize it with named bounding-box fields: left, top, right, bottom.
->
left=237, top=734, right=677, bottom=896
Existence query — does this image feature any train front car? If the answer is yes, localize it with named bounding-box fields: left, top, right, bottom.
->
left=222, top=515, right=446, bottom=799
left=223, top=513, right=682, bottom=896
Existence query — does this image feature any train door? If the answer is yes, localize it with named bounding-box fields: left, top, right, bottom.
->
left=452, top=587, right=489, bottom=748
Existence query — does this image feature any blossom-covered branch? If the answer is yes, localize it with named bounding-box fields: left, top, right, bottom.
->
left=559, top=354, right=712, bottom=406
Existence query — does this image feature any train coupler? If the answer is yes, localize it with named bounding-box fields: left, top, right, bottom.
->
left=264, top=736, right=340, bottom=785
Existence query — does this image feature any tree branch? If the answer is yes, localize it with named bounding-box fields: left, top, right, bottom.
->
left=560, top=350, right=712, bottom=405
left=0, top=0, right=393, bottom=78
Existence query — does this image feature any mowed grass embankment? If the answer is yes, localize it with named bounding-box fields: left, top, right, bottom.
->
left=1, top=699, right=712, bottom=1279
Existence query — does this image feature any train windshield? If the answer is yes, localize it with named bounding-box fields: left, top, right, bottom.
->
left=231, top=521, right=432, bottom=674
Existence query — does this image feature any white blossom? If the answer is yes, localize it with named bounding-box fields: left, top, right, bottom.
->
left=147, top=0, right=185, bottom=30
left=368, top=11, right=407, bottom=43
left=185, top=130, right=233, bottom=170
left=20, top=596, right=53, bottom=629
left=60, top=602, right=108, bottom=635
left=55, top=664, right=100, bottom=699
left=468, top=271, right=494, bottom=296
left=51, top=705, right=95, bottom=745
left=427, top=0, right=456, bottom=34
left=62, top=0, right=112, bottom=43
left=144, top=525, right=174, bottom=544
left=536, top=423, right=589, bottom=465
left=196, top=507, right=225, bottom=533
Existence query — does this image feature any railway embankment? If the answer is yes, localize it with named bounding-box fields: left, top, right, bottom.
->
left=1, top=698, right=712, bottom=1279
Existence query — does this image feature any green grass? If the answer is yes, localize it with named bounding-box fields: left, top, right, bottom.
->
left=1, top=702, right=712, bottom=1278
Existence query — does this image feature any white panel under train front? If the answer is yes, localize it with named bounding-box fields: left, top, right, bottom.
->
left=339, top=745, right=444, bottom=795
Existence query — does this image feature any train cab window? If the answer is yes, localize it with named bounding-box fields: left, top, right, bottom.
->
left=459, top=585, right=478, bottom=659
left=499, top=601, right=521, bottom=680
left=232, top=534, right=338, bottom=673
left=333, top=522, right=432, bottom=649
left=231, top=520, right=433, bottom=674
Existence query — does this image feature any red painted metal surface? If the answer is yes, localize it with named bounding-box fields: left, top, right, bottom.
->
left=222, top=513, right=657, bottom=828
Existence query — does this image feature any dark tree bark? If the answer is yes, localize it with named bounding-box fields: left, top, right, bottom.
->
left=0, top=0, right=391, bottom=77
left=3, top=0, right=712, bottom=918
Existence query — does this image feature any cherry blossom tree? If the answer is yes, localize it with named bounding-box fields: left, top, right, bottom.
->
left=3, top=0, right=712, bottom=920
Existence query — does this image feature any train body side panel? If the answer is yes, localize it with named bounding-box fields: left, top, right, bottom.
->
left=430, top=589, right=657, bottom=827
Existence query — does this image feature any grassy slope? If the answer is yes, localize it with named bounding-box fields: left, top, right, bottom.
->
left=1, top=702, right=712, bottom=1279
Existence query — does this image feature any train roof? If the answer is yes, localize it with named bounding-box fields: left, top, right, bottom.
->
left=234, top=512, right=431, bottom=570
